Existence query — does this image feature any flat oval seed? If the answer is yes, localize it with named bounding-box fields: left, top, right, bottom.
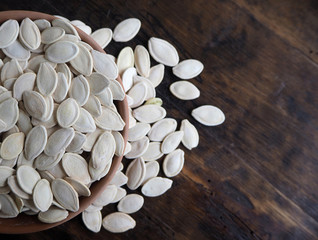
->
left=91, top=50, right=118, bottom=80
left=34, top=19, right=51, bottom=31
left=145, top=97, right=163, bottom=106
left=134, top=45, right=150, bottom=77
left=34, top=151, right=64, bottom=171
left=113, top=18, right=141, bottom=42
left=141, top=177, right=173, bottom=197
left=45, top=41, right=79, bottom=63
left=125, top=136, right=149, bottom=159
left=69, top=75, right=90, bottom=106
left=0, top=98, right=19, bottom=131
left=73, top=108, right=96, bottom=133
left=118, top=194, right=144, bottom=214
left=1, top=59, right=23, bottom=82
left=0, top=19, right=19, bottom=48
left=110, top=171, right=128, bottom=187
left=117, top=47, right=134, bottom=76
left=126, top=157, right=146, bottom=190
left=148, top=118, right=178, bottom=141
left=142, top=161, right=160, bottom=185
left=1, top=132, right=25, bottom=160
left=148, top=37, right=179, bottom=67
left=148, top=64, right=164, bottom=87
left=19, top=18, right=41, bottom=50
left=111, top=187, right=127, bottom=203
left=62, top=153, right=91, bottom=184
left=133, top=75, right=155, bottom=100
left=180, top=119, right=199, bottom=150
left=172, top=59, right=204, bottom=79
left=93, top=184, right=118, bottom=207
left=161, top=131, right=184, bottom=154
left=24, top=125, right=47, bottom=161
left=0, top=166, right=15, bottom=187
left=109, top=79, right=125, bottom=101
left=112, top=131, right=125, bottom=157
left=96, top=88, right=113, bottom=107
left=38, top=206, right=69, bottom=223
left=82, top=210, right=102, bottom=233
left=3, top=40, right=30, bottom=60
left=0, top=194, right=19, bottom=218
left=16, top=165, right=41, bottom=194
left=95, top=106, right=125, bottom=131
left=82, top=128, right=104, bottom=152
left=192, top=105, right=225, bottom=126
left=52, top=18, right=79, bottom=38
left=7, top=175, right=30, bottom=199
left=23, top=91, right=47, bottom=120
left=83, top=95, right=102, bottom=118
left=86, top=72, right=110, bottom=95
left=133, top=105, right=166, bottom=124
left=33, top=179, right=53, bottom=212
left=128, top=122, right=151, bottom=142
left=44, top=127, right=74, bottom=156
left=27, top=54, right=56, bottom=72
left=13, top=72, right=36, bottom=101
left=170, top=81, right=200, bottom=100
left=69, top=43, right=93, bottom=76
left=53, top=72, right=69, bottom=103
left=37, top=62, right=58, bottom=96
left=65, top=177, right=90, bottom=197
left=57, top=98, right=80, bottom=128
left=41, top=27, right=65, bottom=44
left=52, top=178, right=79, bottom=212
left=122, top=67, right=137, bottom=92
left=66, top=131, right=86, bottom=153
left=103, top=212, right=136, bottom=233
left=91, top=28, right=112, bottom=48
left=141, top=142, right=163, bottom=162
left=162, top=149, right=185, bottom=177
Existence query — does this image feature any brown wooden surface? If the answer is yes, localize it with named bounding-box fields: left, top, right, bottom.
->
left=0, top=0, right=318, bottom=239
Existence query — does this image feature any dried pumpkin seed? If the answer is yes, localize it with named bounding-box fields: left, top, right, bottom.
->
left=133, top=105, right=166, bottom=124
left=161, top=130, right=184, bottom=154
left=62, top=153, right=91, bottom=184
left=113, top=18, right=141, bottom=42
left=162, top=149, right=185, bottom=177
left=117, top=194, right=144, bottom=214
left=102, top=212, right=136, bottom=233
left=16, top=165, right=41, bottom=194
left=33, top=179, right=53, bottom=212
left=57, top=98, right=80, bottom=128
left=180, top=119, right=199, bottom=150
left=82, top=210, right=102, bottom=233
left=169, top=81, right=200, bottom=100
left=141, top=177, right=173, bottom=197
left=147, top=118, right=177, bottom=141
left=0, top=19, right=19, bottom=48
left=0, top=132, right=25, bottom=160
left=24, top=125, right=47, bottom=161
left=91, top=28, right=112, bottom=48
left=192, top=105, right=225, bottom=126
left=38, top=206, right=69, bottom=223
left=148, top=37, right=179, bottom=67
left=172, top=59, right=204, bottom=79
left=126, top=157, right=146, bottom=190
left=134, top=45, right=150, bottom=77
left=117, top=47, right=134, bottom=76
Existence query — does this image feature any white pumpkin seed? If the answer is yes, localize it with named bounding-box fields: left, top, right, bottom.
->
left=86, top=72, right=110, bottom=95
left=27, top=54, right=56, bottom=72
left=91, top=28, right=112, bottom=48
left=57, top=98, right=80, bottom=128
left=51, top=178, right=79, bottom=212
left=110, top=187, right=127, bottom=203
left=192, top=105, right=225, bottom=126
left=1, top=132, right=25, bottom=160
left=142, top=161, right=160, bottom=185
left=117, top=47, right=134, bottom=76
left=112, top=131, right=125, bottom=156
left=37, top=62, right=58, bottom=96
left=148, top=64, right=164, bottom=87
left=133, top=75, right=155, bottom=100
left=7, top=175, right=30, bottom=199
left=0, top=194, right=19, bottom=218
left=62, top=153, right=91, bottom=184
left=122, top=67, right=137, bottom=92
left=34, top=151, right=64, bottom=171
left=125, top=136, right=149, bottom=159
left=96, top=87, right=113, bottom=107
left=0, top=97, right=19, bottom=132
left=134, top=45, right=150, bottom=77
left=41, top=27, right=65, bottom=44
left=0, top=20, right=19, bottom=48
left=180, top=119, right=199, bottom=150
left=38, top=206, right=69, bottom=223
left=44, top=127, right=74, bottom=156
left=19, top=18, right=41, bottom=50
left=3, top=39, right=30, bottom=60
left=85, top=204, right=102, bottom=213
left=0, top=166, right=15, bottom=187
left=34, top=19, right=51, bottom=31
left=172, top=59, right=204, bottom=79
left=109, top=79, right=125, bottom=101
left=33, top=179, right=53, bottom=212
left=91, top=49, right=118, bottom=80
left=161, top=131, right=184, bottom=154
left=0, top=90, right=12, bottom=104
left=133, top=105, right=166, bottom=124
left=53, top=72, right=69, bottom=103
left=41, top=95, right=54, bottom=122
left=69, top=43, right=93, bottom=76
left=127, top=82, right=147, bottom=108
left=56, top=63, right=72, bottom=86
left=13, top=72, right=36, bottom=101
left=66, top=131, right=86, bottom=153
left=148, top=37, right=179, bottom=67
left=91, top=131, right=115, bottom=169
left=83, top=95, right=102, bottom=118
left=102, top=212, right=136, bottom=233
left=52, top=18, right=80, bottom=39
left=110, top=171, right=128, bottom=187
left=24, top=125, right=47, bottom=161
left=83, top=128, right=104, bottom=152
left=147, top=118, right=177, bottom=141
left=123, top=141, right=132, bottom=155
left=73, top=107, right=96, bottom=133
left=45, top=41, right=79, bottom=63
left=141, top=177, right=173, bottom=197
left=69, top=75, right=90, bottom=106
left=95, top=106, right=125, bottom=131
left=16, top=165, right=41, bottom=194
left=128, top=122, right=151, bottom=142
left=162, top=149, right=185, bottom=177
left=113, top=18, right=141, bottom=42
left=64, top=177, right=91, bottom=197
left=118, top=194, right=144, bottom=214
left=23, top=91, right=46, bottom=120
left=126, top=157, right=146, bottom=190
left=82, top=210, right=102, bottom=233
left=170, top=81, right=200, bottom=100
left=17, top=109, right=32, bottom=135
left=145, top=97, right=163, bottom=106
left=1, top=59, right=23, bottom=82
left=141, top=142, right=163, bottom=162
left=3, top=78, right=16, bottom=91
left=93, top=184, right=117, bottom=207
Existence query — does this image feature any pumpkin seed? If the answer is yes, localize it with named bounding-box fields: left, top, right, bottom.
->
left=91, top=28, right=112, bottom=48
left=102, top=212, right=136, bottom=233
left=110, top=187, right=127, bottom=203
left=172, top=59, right=204, bottom=79
left=141, top=177, right=173, bottom=197
left=122, top=67, right=137, bottom=92
left=45, top=41, right=79, bottom=63
left=148, top=64, right=164, bottom=87
left=145, top=97, right=163, bottom=106
left=62, top=153, right=91, bottom=184
left=134, top=45, right=150, bottom=77
left=38, top=206, right=69, bottom=223
left=109, top=79, right=125, bottom=101
left=33, top=179, right=53, bottom=212
left=169, top=81, right=200, bottom=100
left=69, top=42, right=93, bottom=76
left=180, top=119, right=199, bottom=150
left=64, top=177, right=91, bottom=197
left=117, top=194, right=144, bottom=214
left=93, top=184, right=117, bottom=207
left=133, top=105, right=166, bottom=124
left=109, top=171, right=128, bottom=187
left=0, top=19, right=19, bottom=48
left=127, top=82, right=147, bottom=108
left=41, top=27, right=65, bottom=44
left=91, top=49, right=118, bottom=80
left=82, top=210, right=102, bottom=233
left=128, top=122, right=151, bottom=142
left=24, top=125, right=47, bottom=161
left=1, top=132, right=25, bottom=160
left=3, top=39, right=30, bottom=60
left=161, top=131, right=184, bottom=154
left=148, top=37, right=179, bottom=67
left=73, top=107, right=96, bottom=133
left=24, top=90, right=47, bottom=121
left=83, top=95, right=102, bottom=118
left=125, top=136, right=149, bottom=159
left=44, top=127, right=74, bottom=156
left=0, top=166, right=15, bottom=187
left=95, top=106, right=125, bottom=131
left=3, top=78, right=16, bottom=91
left=69, top=75, right=90, bottom=106
left=0, top=194, right=19, bottom=218
left=91, top=131, right=115, bottom=169
left=13, top=72, right=36, bottom=101
left=192, top=105, right=225, bottom=126
left=133, top=75, right=155, bottom=100
left=16, top=165, right=41, bottom=194
left=34, top=151, right=64, bottom=171
left=113, top=18, right=141, bottom=42
left=82, top=128, right=104, bottom=152
left=126, top=157, right=146, bottom=190
left=19, top=18, right=41, bottom=50
left=66, top=131, right=86, bottom=153
left=117, top=47, right=134, bottom=76
left=96, top=87, right=113, bottom=107
left=52, top=18, right=80, bottom=39
left=141, top=142, right=163, bottom=162
left=86, top=72, right=110, bottom=95
left=57, top=98, right=80, bottom=128
left=1, top=59, right=23, bottom=82
left=34, top=19, right=51, bottom=31
left=17, top=109, right=32, bottom=135
left=27, top=54, right=56, bottom=72
left=147, top=118, right=177, bottom=141
left=142, top=161, right=160, bottom=185
left=7, top=175, right=30, bottom=199
left=162, top=149, right=185, bottom=177
left=112, top=131, right=125, bottom=157
left=53, top=72, right=69, bottom=103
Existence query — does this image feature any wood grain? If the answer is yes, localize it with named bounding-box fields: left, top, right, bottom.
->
left=0, top=0, right=318, bottom=239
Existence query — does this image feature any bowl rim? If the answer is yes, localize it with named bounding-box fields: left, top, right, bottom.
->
left=0, top=10, right=129, bottom=234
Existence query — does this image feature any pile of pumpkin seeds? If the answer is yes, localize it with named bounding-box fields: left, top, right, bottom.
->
left=66, top=17, right=225, bottom=233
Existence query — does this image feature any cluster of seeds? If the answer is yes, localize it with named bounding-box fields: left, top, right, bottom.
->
left=65, top=17, right=225, bottom=233
left=0, top=17, right=126, bottom=223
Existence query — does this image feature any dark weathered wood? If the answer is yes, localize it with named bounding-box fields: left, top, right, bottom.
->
left=0, top=0, right=318, bottom=239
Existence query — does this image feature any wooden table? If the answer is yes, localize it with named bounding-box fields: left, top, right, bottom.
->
left=1, top=0, right=318, bottom=239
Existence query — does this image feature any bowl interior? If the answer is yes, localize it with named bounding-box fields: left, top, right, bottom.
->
left=0, top=10, right=129, bottom=234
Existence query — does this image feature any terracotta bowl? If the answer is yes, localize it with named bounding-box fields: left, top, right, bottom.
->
left=0, top=10, right=129, bottom=234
